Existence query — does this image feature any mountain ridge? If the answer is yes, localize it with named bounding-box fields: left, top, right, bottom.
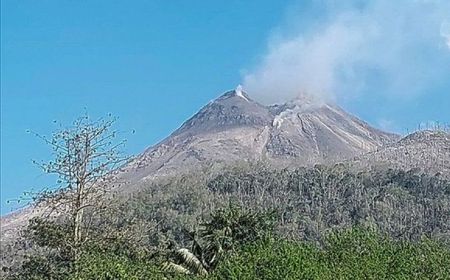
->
left=119, top=87, right=399, bottom=183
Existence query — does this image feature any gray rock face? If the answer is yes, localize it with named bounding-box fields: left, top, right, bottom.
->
left=120, top=88, right=399, bottom=183
left=353, top=130, right=450, bottom=177
left=174, top=90, right=273, bottom=135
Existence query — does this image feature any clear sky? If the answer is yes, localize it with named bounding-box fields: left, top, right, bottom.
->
left=1, top=0, right=450, bottom=214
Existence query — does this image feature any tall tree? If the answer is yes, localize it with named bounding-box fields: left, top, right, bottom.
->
left=29, top=114, right=129, bottom=262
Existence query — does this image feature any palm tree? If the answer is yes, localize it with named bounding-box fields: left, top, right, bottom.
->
left=162, top=248, right=208, bottom=276
left=162, top=204, right=277, bottom=276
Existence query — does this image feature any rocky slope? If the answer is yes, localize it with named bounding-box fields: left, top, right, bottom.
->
left=352, top=130, right=450, bottom=177
left=119, top=87, right=398, bottom=184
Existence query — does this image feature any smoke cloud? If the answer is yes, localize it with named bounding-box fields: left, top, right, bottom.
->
left=442, top=20, right=450, bottom=49
left=242, top=0, right=450, bottom=105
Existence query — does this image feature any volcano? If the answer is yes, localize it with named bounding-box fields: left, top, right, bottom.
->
left=119, top=86, right=399, bottom=184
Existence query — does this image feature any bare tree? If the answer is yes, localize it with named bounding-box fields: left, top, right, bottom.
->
left=28, top=114, right=130, bottom=261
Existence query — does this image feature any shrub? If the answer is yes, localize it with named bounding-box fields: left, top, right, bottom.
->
left=208, top=228, right=450, bottom=280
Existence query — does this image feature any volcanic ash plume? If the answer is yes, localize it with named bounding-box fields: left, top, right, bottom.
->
left=242, top=0, right=450, bottom=106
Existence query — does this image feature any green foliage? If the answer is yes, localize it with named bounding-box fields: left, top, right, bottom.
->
left=208, top=228, right=450, bottom=280
left=12, top=248, right=163, bottom=280
left=12, top=254, right=72, bottom=280
left=10, top=240, right=165, bottom=280
left=9, top=215, right=163, bottom=280
left=71, top=250, right=164, bottom=280
left=6, top=165, right=450, bottom=279
left=200, top=204, right=277, bottom=250
left=26, top=218, right=73, bottom=250
left=7, top=218, right=74, bottom=279
left=211, top=239, right=324, bottom=280
left=163, top=205, right=277, bottom=277
left=8, top=210, right=450, bottom=280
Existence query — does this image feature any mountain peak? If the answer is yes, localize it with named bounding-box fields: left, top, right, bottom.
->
left=234, top=84, right=249, bottom=101
left=217, top=85, right=252, bottom=102
left=122, top=86, right=400, bottom=182
left=171, top=87, right=271, bottom=137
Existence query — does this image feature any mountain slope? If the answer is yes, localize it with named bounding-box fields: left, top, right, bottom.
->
left=352, top=130, right=450, bottom=176
left=119, top=87, right=399, bottom=183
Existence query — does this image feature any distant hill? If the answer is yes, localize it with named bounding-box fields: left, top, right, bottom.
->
left=351, top=130, right=450, bottom=177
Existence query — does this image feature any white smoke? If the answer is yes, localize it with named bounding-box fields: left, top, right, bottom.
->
left=441, top=20, right=450, bottom=49
left=242, top=0, right=450, bottom=105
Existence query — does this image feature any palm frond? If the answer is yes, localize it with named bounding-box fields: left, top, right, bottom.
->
left=175, top=248, right=208, bottom=276
left=161, top=261, right=191, bottom=275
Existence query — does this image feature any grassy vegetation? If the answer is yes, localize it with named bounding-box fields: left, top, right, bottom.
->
left=6, top=207, right=450, bottom=279
left=212, top=229, right=450, bottom=280
left=10, top=229, right=450, bottom=279
left=3, top=164, right=450, bottom=279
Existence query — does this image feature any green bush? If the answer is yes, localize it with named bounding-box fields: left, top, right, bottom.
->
left=71, top=251, right=164, bottom=280
left=210, top=239, right=326, bottom=280
left=208, top=228, right=450, bottom=280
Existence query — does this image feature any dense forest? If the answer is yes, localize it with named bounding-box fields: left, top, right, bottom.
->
left=2, top=164, right=450, bottom=279
left=118, top=163, right=450, bottom=246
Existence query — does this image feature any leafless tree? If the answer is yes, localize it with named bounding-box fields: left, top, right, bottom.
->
left=28, top=114, right=130, bottom=261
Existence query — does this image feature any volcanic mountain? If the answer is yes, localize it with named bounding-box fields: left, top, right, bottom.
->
left=119, top=86, right=399, bottom=184
left=3, top=86, right=447, bottom=246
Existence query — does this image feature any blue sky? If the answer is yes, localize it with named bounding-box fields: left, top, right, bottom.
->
left=1, top=0, right=449, bottom=214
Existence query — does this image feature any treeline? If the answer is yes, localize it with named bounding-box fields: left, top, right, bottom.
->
left=123, top=164, right=450, bottom=245
left=3, top=164, right=450, bottom=279
left=208, top=165, right=450, bottom=241
left=5, top=205, right=450, bottom=279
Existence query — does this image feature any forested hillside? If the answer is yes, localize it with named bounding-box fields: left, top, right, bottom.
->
left=1, top=114, right=448, bottom=279
left=3, top=163, right=450, bottom=279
